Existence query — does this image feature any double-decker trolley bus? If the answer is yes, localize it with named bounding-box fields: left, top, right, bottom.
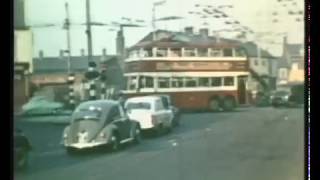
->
left=122, top=36, right=250, bottom=111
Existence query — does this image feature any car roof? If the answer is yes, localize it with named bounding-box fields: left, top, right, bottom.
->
left=77, top=100, right=119, bottom=109
left=126, top=96, right=161, bottom=103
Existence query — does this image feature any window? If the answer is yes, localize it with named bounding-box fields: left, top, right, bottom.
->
left=184, top=48, right=196, bottom=56
left=224, top=77, right=234, bottom=86
left=170, top=48, right=182, bottom=57
left=198, top=48, right=208, bottom=57
left=223, top=48, right=233, bottom=57
left=109, top=106, right=120, bottom=121
left=171, top=77, right=184, bottom=88
left=158, top=77, right=170, bottom=88
left=154, top=100, right=164, bottom=111
left=145, top=76, right=154, bottom=88
left=156, top=48, right=168, bottom=57
left=139, top=76, right=154, bottom=88
left=126, top=102, right=151, bottom=111
left=185, top=77, right=197, bottom=87
left=128, top=76, right=137, bottom=90
left=210, top=49, right=223, bottom=57
left=262, top=61, right=266, bottom=66
left=211, top=77, right=222, bottom=87
left=254, top=60, right=259, bottom=66
left=199, top=78, right=209, bottom=87
left=235, top=48, right=246, bottom=57
left=143, top=48, right=153, bottom=57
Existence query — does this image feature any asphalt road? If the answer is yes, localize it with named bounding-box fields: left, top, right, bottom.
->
left=14, top=107, right=304, bottom=180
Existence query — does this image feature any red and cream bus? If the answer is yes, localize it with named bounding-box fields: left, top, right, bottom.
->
left=122, top=39, right=250, bottom=111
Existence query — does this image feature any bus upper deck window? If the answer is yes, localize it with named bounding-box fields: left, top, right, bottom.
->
left=211, top=77, right=222, bottom=87
left=145, top=76, right=154, bottom=88
left=158, top=77, right=170, bottom=88
left=171, top=77, right=183, bottom=88
left=224, top=77, right=234, bottom=86
left=235, top=48, right=246, bottom=57
left=223, top=48, right=233, bottom=57
left=184, top=48, right=196, bottom=57
left=198, top=48, right=208, bottom=57
left=185, top=78, right=197, bottom=87
left=129, top=77, right=137, bottom=90
left=156, top=48, right=168, bottom=57
left=210, top=49, right=222, bottom=57
left=199, top=78, right=209, bottom=87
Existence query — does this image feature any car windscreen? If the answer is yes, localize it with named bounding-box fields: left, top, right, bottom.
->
left=126, top=102, right=151, bottom=111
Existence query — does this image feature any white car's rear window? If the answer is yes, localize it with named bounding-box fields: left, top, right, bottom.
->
left=126, top=102, right=151, bottom=110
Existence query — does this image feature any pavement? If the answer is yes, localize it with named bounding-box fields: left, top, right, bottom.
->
left=14, top=106, right=304, bottom=180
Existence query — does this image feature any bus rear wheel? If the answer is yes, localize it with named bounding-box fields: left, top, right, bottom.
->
left=222, top=97, right=235, bottom=111
left=209, top=99, right=220, bottom=112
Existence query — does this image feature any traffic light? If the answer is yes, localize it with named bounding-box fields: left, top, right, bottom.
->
left=85, top=61, right=100, bottom=80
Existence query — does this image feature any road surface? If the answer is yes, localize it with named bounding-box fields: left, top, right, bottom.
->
left=14, top=107, right=304, bottom=180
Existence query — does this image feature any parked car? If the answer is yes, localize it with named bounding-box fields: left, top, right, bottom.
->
left=124, top=96, right=174, bottom=134
left=154, top=94, right=181, bottom=126
left=14, top=128, right=32, bottom=170
left=22, top=96, right=64, bottom=116
left=271, top=90, right=291, bottom=107
left=288, top=84, right=304, bottom=106
left=62, top=100, right=142, bottom=153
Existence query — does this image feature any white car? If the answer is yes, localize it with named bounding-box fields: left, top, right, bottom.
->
left=124, top=96, right=174, bottom=134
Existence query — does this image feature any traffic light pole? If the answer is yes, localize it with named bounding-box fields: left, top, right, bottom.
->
left=86, top=0, right=93, bottom=64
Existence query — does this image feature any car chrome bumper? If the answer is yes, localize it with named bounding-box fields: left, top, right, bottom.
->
left=65, top=141, right=108, bottom=149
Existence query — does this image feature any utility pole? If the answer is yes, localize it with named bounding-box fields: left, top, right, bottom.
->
left=64, top=2, right=71, bottom=73
left=85, top=0, right=93, bottom=64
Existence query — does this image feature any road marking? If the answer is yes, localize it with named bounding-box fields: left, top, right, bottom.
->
left=205, top=128, right=212, bottom=132
left=284, top=116, right=289, bottom=121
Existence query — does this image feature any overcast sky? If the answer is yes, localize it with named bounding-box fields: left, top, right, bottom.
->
left=24, top=0, right=304, bottom=57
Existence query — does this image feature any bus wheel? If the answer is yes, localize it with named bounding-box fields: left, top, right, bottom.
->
left=222, top=97, right=235, bottom=111
left=209, top=99, right=220, bottom=112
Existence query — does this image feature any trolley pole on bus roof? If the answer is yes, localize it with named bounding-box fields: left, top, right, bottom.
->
left=85, top=0, right=93, bottom=65
left=64, top=2, right=72, bottom=73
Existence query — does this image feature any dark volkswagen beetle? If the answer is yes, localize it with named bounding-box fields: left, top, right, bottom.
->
left=62, top=100, right=142, bottom=153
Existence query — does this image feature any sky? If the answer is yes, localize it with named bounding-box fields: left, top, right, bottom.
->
left=24, top=0, right=304, bottom=57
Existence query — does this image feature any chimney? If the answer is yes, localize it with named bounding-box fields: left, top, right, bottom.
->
left=116, top=30, right=125, bottom=57
left=199, top=28, right=209, bottom=38
left=282, top=36, right=288, bottom=57
left=39, top=50, right=44, bottom=60
left=102, top=48, right=107, bottom=56
left=80, top=48, right=85, bottom=56
left=283, top=36, right=287, bottom=45
left=184, top=26, right=194, bottom=34
left=59, top=50, right=64, bottom=59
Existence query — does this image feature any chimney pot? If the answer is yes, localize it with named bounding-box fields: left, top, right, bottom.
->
left=80, top=49, right=85, bottom=56
left=39, top=50, right=44, bottom=59
left=199, top=28, right=209, bottom=37
left=184, top=26, right=194, bottom=34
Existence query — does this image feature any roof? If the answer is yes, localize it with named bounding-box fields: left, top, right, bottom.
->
left=277, top=58, right=289, bottom=68
left=285, top=44, right=303, bottom=56
left=130, top=29, right=274, bottom=59
left=130, top=30, right=242, bottom=50
left=33, top=55, right=118, bottom=74
left=241, top=42, right=275, bottom=58
left=125, top=96, right=160, bottom=104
